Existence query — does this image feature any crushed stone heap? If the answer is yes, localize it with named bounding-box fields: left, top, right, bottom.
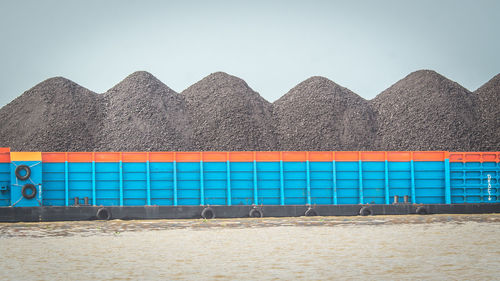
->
left=273, top=76, right=375, bottom=150
left=0, top=77, right=102, bottom=151
left=371, top=70, right=480, bottom=151
left=473, top=73, right=500, bottom=151
left=98, top=71, right=189, bottom=151
left=183, top=72, right=275, bottom=151
left=0, top=70, right=498, bottom=152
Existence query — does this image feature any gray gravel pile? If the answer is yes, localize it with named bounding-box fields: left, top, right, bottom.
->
left=371, top=70, right=480, bottom=151
left=474, top=74, right=500, bottom=151
left=98, top=71, right=190, bottom=151
left=183, top=72, right=275, bottom=150
left=0, top=70, right=498, bottom=152
left=0, top=77, right=103, bottom=151
left=273, top=76, right=376, bottom=150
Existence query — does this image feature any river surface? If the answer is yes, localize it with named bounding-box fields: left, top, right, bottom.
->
left=1, top=214, right=499, bottom=280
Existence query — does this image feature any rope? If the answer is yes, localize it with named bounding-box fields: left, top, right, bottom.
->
left=11, top=196, right=23, bottom=207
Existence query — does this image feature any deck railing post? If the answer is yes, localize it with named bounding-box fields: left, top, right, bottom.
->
left=332, top=152, right=337, bottom=205
left=92, top=159, right=96, bottom=206
left=119, top=159, right=123, bottom=206
left=226, top=152, right=232, bottom=206
left=384, top=158, right=390, bottom=204
left=358, top=158, right=364, bottom=204
left=173, top=153, right=178, bottom=206
left=306, top=158, right=311, bottom=205
left=200, top=159, right=205, bottom=206
left=253, top=156, right=258, bottom=205
left=64, top=159, right=69, bottom=206
left=410, top=156, right=416, bottom=204
left=146, top=152, right=151, bottom=206
left=279, top=157, right=285, bottom=206
left=444, top=158, right=451, bottom=204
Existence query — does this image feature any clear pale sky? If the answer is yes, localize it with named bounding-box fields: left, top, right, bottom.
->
left=0, top=0, right=499, bottom=106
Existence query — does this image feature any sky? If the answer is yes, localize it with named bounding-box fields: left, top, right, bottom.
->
left=0, top=0, right=499, bottom=106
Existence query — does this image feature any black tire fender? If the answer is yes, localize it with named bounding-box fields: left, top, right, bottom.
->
left=96, top=208, right=111, bottom=220
left=249, top=208, right=263, bottom=218
left=15, top=165, right=31, bottom=181
left=305, top=207, right=318, bottom=216
left=416, top=206, right=428, bottom=215
left=21, top=184, right=37, bottom=199
left=359, top=206, right=373, bottom=216
left=201, top=207, right=215, bottom=219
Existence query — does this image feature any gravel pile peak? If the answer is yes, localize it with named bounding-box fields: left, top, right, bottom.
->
left=182, top=72, right=275, bottom=150
left=474, top=73, right=500, bottom=151
left=273, top=76, right=375, bottom=150
left=371, top=70, right=479, bottom=151
left=98, top=71, right=190, bottom=151
left=0, top=77, right=102, bottom=151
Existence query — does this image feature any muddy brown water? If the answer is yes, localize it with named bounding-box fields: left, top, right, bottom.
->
left=1, top=214, right=499, bottom=280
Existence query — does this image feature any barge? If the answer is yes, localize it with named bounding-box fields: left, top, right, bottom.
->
left=0, top=148, right=498, bottom=222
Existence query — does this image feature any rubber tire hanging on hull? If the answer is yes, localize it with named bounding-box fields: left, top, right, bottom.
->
left=15, top=165, right=31, bottom=181
left=96, top=208, right=111, bottom=220
left=249, top=208, right=263, bottom=218
left=201, top=207, right=215, bottom=219
left=305, top=208, right=318, bottom=216
left=21, top=184, right=36, bottom=199
left=416, top=206, right=428, bottom=215
left=359, top=206, right=373, bottom=216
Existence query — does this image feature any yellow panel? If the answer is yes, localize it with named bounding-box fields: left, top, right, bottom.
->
left=10, top=152, right=42, bottom=162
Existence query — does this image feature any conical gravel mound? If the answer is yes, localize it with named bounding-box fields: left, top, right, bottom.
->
left=273, top=76, right=375, bottom=150
left=474, top=74, right=500, bottom=151
left=371, top=70, right=479, bottom=151
left=183, top=72, right=275, bottom=150
left=0, top=77, right=102, bottom=151
left=98, top=71, right=190, bottom=151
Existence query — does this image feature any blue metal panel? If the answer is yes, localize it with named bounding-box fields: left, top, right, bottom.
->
left=0, top=163, right=11, bottom=206
left=450, top=161, right=499, bottom=203
left=11, top=161, right=42, bottom=207
left=42, top=163, right=64, bottom=206
left=387, top=162, right=411, bottom=202
left=283, top=161, right=306, bottom=205
left=177, top=162, right=200, bottom=206
left=95, top=162, right=120, bottom=206
left=256, top=162, right=280, bottom=205
left=309, top=162, right=333, bottom=205
left=122, top=162, right=147, bottom=206
left=413, top=161, right=446, bottom=204
left=67, top=162, right=92, bottom=205
left=203, top=162, right=227, bottom=205
left=335, top=161, right=359, bottom=204
left=361, top=161, right=385, bottom=204
left=230, top=162, right=253, bottom=205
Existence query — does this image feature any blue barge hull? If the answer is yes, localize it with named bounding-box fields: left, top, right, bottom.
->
left=0, top=149, right=498, bottom=221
